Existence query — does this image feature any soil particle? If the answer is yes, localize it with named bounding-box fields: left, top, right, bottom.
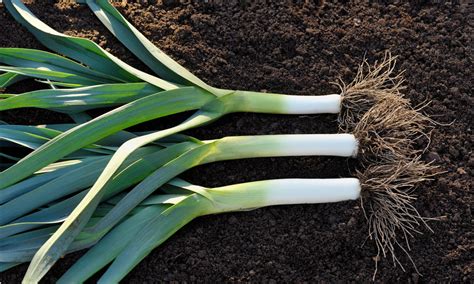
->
left=0, top=0, right=472, bottom=283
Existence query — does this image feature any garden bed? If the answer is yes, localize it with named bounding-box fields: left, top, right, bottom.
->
left=0, top=1, right=472, bottom=282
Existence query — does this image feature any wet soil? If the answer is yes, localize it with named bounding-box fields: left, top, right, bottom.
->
left=0, top=0, right=472, bottom=282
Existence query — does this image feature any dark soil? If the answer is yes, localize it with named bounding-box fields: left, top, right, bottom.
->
left=0, top=0, right=472, bottom=282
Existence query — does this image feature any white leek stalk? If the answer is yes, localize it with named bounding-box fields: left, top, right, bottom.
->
left=207, top=178, right=361, bottom=213
left=227, top=91, right=341, bottom=114
left=202, top=134, right=358, bottom=163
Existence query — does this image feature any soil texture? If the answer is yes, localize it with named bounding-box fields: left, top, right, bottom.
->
left=0, top=0, right=472, bottom=282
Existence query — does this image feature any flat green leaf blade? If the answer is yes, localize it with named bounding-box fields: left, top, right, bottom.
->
left=0, top=227, right=59, bottom=248
left=0, top=82, right=161, bottom=113
left=4, top=0, right=179, bottom=90
left=0, top=156, right=110, bottom=225
left=0, top=193, right=85, bottom=239
left=0, top=48, right=121, bottom=84
left=0, top=235, right=52, bottom=252
left=99, top=195, right=207, bottom=283
left=87, top=0, right=221, bottom=94
left=0, top=145, right=161, bottom=225
left=0, top=124, right=114, bottom=157
left=0, top=126, right=58, bottom=150
left=0, top=227, right=59, bottom=262
left=0, top=72, right=25, bottom=88
left=84, top=142, right=210, bottom=236
left=58, top=205, right=168, bottom=283
left=0, top=87, right=214, bottom=189
left=0, top=144, right=194, bottom=238
left=22, top=140, right=201, bottom=282
left=0, top=218, right=104, bottom=263
left=34, top=123, right=140, bottom=148
left=0, top=262, right=21, bottom=273
left=0, top=65, right=102, bottom=86
left=0, top=161, right=85, bottom=204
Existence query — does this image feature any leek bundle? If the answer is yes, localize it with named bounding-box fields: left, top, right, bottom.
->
left=1, top=94, right=433, bottom=282
left=0, top=0, right=436, bottom=282
left=0, top=129, right=430, bottom=283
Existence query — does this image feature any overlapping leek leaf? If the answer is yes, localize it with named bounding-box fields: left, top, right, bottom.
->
left=0, top=65, right=103, bottom=87
left=1, top=140, right=201, bottom=239
left=0, top=176, right=192, bottom=277
left=0, top=124, right=118, bottom=156
left=59, top=193, right=193, bottom=283
left=0, top=141, right=201, bottom=227
left=3, top=0, right=178, bottom=90
left=0, top=82, right=161, bottom=113
left=0, top=87, right=214, bottom=189
left=0, top=48, right=122, bottom=84
left=0, top=124, right=195, bottom=205
left=0, top=193, right=86, bottom=239
left=98, top=193, right=207, bottom=283
left=0, top=216, right=105, bottom=263
left=0, top=156, right=112, bottom=225
left=0, top=161, right=87, bottom=205
left=0, top=72, right=24, bottom=88
left=0, top=189, right=190, bottom=267
left=86, top=0, right=225, bottom=95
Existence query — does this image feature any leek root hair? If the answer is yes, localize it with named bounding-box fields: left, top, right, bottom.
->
left=338, top=52, right=407, bottom=132
left=341, top=58, right=440, bottom=275
left=357, top=157, right=438, bottom=277
left=352, top=98, right=434, bottom=165
left=352, top=98, right=438, bottom=276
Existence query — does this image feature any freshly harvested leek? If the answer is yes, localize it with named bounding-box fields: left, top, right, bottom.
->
left=0, top=155, right=431, bottom=283
left=59, top=158, right=429, bottom=284
left=0, top=176, right=358, bottom=274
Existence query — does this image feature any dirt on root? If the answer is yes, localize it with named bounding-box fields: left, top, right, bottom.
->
left=0, top=0, right=472, bottom=282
